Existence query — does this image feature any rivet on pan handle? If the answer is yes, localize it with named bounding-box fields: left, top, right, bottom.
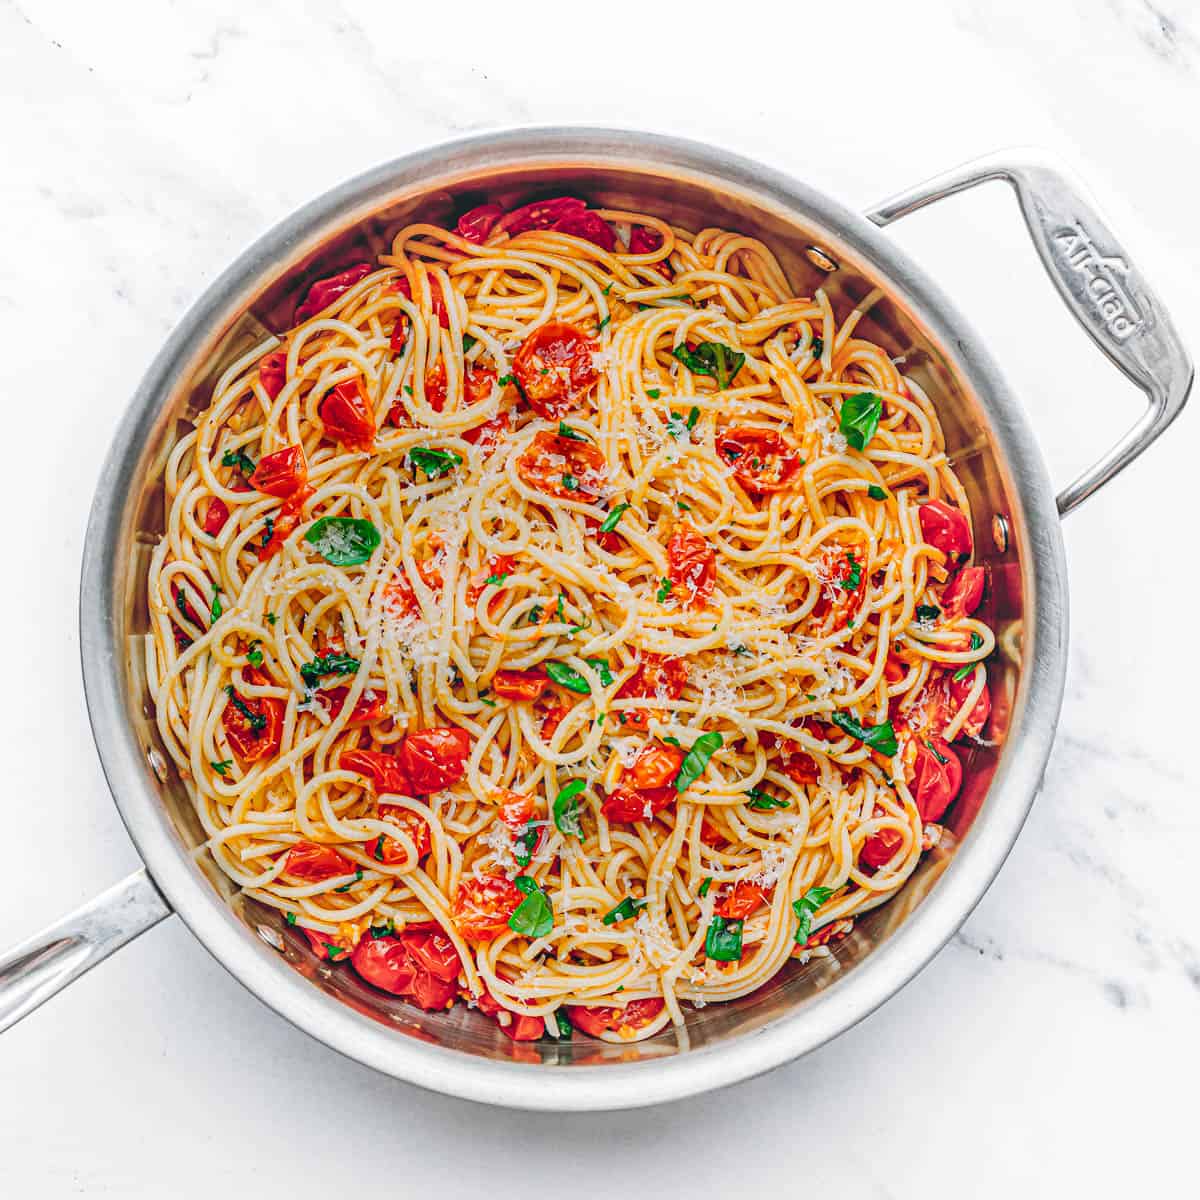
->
left=0, top=869, right=171, bottom=1034
left=865, top=148, right=1193, bottom=517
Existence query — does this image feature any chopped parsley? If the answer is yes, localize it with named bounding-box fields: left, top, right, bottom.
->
left=925, top=739, right=949, bottom=764
left=840, top=553, right=862, bottom=592
left=656, top=577, right=673, bottom=603
left=527, top=603, right=543, bottom=624
left=265, top=612, right=278, bottom=625
left=810, top=336, right=824, bottom=359
left=599, top=503, right=630, bottom=533
left=484, top=572, right=509, bottom=586
left=299, top=653, right=360, bottom=687
left=285, top=912, right=297, bottom=926
left=672, top=340, right=745, bottom=390
left=261, top=514, right=275, bottom=549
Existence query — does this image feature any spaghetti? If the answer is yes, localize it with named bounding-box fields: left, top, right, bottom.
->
left=145, top=194, right=994, bottom=1045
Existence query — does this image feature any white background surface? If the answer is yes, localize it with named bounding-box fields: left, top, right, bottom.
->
left=2, top=0, right=1198, bottom=1194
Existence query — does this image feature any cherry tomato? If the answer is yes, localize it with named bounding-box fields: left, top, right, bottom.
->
left=566, top=998, right=665, bottom=1039
left=256, top=490, right=310, bottom=562
left=258, top=351, right=287, bottom=401
left=495, top=789, right=546, bottom=863
left=464, top=363, right=498, bottom=406
left=319, top=379, right=376, bottom=450
left=626, top=743, right=684, bottom=790
left=498, top=196, right=586, bottom=236
left=462, top=409, right=509, bottom=455
left=302, top=928, right=354, bottom=964
left=584, top=515, right=622, bottom=553
left=500, top=1013, right=546, bottom=1041
left=451, top=874, right=524, bottom=941
left=512, top=322, right=600, bottom=419
left=250, top=445, right=308, bottom=500
left=295, top=263, right=374, bottom=323
left=456, top=202, right=504, bottom=243
left=340, top=748, right=411, bottom=794
left=548, top=207, right=616, bottom=251
left=222, top=680, right=284, bottom=763
left=600, top=784, right=676, bottom=823
left=484, top=671, right=546, bottom=706
left=615, top=654, right=688, bottom=729
left=540, top=702, right=569, bottom=740
left=322, top=686, right=387, bottom=726
left=860, top=826, right=905, bottom=870
left=423, top=359, right=449, bottom=413
left=396, top=727, right=471, bottom=795
left=910, top=737, right=962, bottom=823
left=376, top=803, right=433, bottom=860
left=628, top=226, right=672, bottom=277
left=516, top=430, right=607, bottom=500
left=715, top=428, right=803, bottom=495
left=465, top=554, right=516, bottom=607
left=780, top=748, right=820, bottom=785
left=919, top=499, right=973, bottom=563
left=350, top=932, right=459, bottom=1010
left=666, top=523, right=716, bottom=608
left=202, top=497, right=229, bottom=535
left=283, top=840, right=352, bottom=881
left=392, top=276, right=449, bottom=329
left=812, top=539, right=866, bottom=630
left=946, top=669, right=991, bottom=741
left=942, top=565, right=985, bottom=619
left=715, top=881, right=772, bottom=920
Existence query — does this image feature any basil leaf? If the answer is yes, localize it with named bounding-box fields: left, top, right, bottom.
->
left=793, top=885, right=836, bottom=944
left=246, top=640, right=264, bottom=668
left=508, top=877, right=554, bottom=938
left=409, top=446, right=463, bottom=479
left=285, top=912, right=297, bottom=926
left=671, top=341, right=745, bottom=390
left=746, top=787, right=788, bottom=810
left=553, top=778, right=586, bottom=837
left=674, top=731, right=723, bottom=792
left=211, top=759, right=232, bottom=776
left=915, top=604, right=941, bottom=622
left=645, top=388, right=661, bottom=399
left=698, top=876, right=713, bottom=898
left=265, top=612, right=278, bottom=625
left=603, top=896, right=648, bottom=925
left=830, top=711, right=898, bottom=757
left=462, top=333, right=478, bottom=352
left=839, top=392, right=882, bottom=451
left=867, top=484, right=887, bottom=501
left=544, top=661, right=590, bottom=695
left=305, top=517, right=381, bottom=566
left=557, top=422, right=587, bottom=441
left=326, top=945, right=347, bottom=961
left=952, top=662, right=975, bottom=682
left=810, top=336, right=824, bottom=359
left=597, top=314, right=611, bottom=331
left=484, top=573, right=509, bottom=586
left=210, top=587, right=222, bottom=622
left=585, top=657, right=613, bottom=687
left=554, top=1010, right=573, bottom=1038
left=704, top=915, right=743, bottom=962
left=369, top=919, right=395, bottom=938
left=599, top=503, right=630, bottom=533
left=299, top=653, right=360, bottom=687
left=561, top=474, right=579, bottom=491
left=514, top=824, right=539, bottom=868
left=224, top=685, right=265, bottom=731
left=687, top=405, right=700, bottom=430
left=335, top=868, right=364, bottom=893
left=221, top=448, right=256, bottom=475
left=374, top=835, right=386, bottom=862
left=656, top=577, right=673, bottom=603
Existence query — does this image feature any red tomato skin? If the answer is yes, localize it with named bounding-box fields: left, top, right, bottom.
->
left=396, top=727, right=471, bottom=795
left=910, top=737, right=963, bottom=823
left=516, top=431, right=607, bottom=500
left=511, top=321, right=601, bottom=419
left=626, top=743, right=685, bottom=790
left=463, top=363, right=498, bottom=406
left=462, top=410, right=509, bottom=454
left=456, top=203, right=504, bottom=243
left=629, top=225, right=663, bottom=254
left=284, top=840, right=352, bottom=881
left=501, top=1014, right=546, bottom=1041
left=392, top=276, right=449, bottom=329
left=376, top=804, right=433, bottom=860
left=465, top=554, right=516, bottom=606
left=946, top=670, right=991, bottom=740
left=715, top=428, right=803, bottom=494
left=666, top=523, right=716, bottom=607
left=615, top=655, right=688, bottom=729
left=943, top=566, right=985, bottom=618
left=860, top=826, right=904, bottom=870
left=883, top=654, right=908, bottom=684
left=403, top=929, right=461, bottom=982
left=716, top=881, right=771, bottom=920
left=566, top=998, right=665, bottom=1039
left=255, top=490, right=310, bottom=562
left=340, top=748, right=411, bottom=794
left=601, top=785, right=676, bottom=823
left=549, top=207, right=616, bottom=251
left=498, top=196, right=586, bottom=236
left=350, top=933, right=459, bottom=1009
left=322, top=686, right=387, bottom=726
left=302, top=928, right=352, bottom=961
left=452, top=874, right=524, bottom=942
left=295, top=263, right=374, bottom=322
left=258, top=351, right=288, bottom=400
left=222, top=684, right=284, bottom=763
left=351, top=935, right=417, bottom=994
left=319, top=379, right=376, bottom=450
left=250, top=445, right=308, bottom=500
left=919, top=499, right=973, bottom=562
left=202, top=497, right=229, bottom=535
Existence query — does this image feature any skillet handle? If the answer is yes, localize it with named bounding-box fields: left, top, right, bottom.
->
left=865, top=148, right=1193, bottom=516
left=0, top=869, right=171, bottom=1034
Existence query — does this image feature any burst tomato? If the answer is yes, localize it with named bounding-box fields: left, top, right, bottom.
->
left=600, top=785, right=676, bottom=823
left=516, top=430, right=607, bottom=500
left=629, top=225, right=672, bottom=277
left=250, top=445, right=308, bottom=500
left=666, top=523, right=715, bottom=608
left=919, top=499, right=973, bottom=563
left=491, top=669, right=550, bottom=701
left=498, top=196, right=587, bottom=237
left=715, top=428, right=803, bottom=495
left=566, top=998, right=665, bottom=1039
left=910, top=737, right=962, bottom=823
left=946, top=670, right=991, bottom=740
left=942, top=565, right=985, bottom=619
left=295, top=263, right=374, bottom=323
left=452, top=874, right=524, bottom=941
left=500, top=1013, right=546, bottom=1041
left=396, top=728, right=471, bottom=795
left=540, top=702, right=569, bottom=740
left=812, top=540, right=866, bottom=630
left=258, top=350, right=287, bottom=400
left=339, top=748, right=410, bottom=794
left=376, top=803, right=433, bottom=861
left=626, top=743, right=685, bottom=790
left=319, top=379, right=376, bottom=450
left=463, top=409, right=510, bottom=454
left=322, top=686, right=387, bottom=726
left=302, top=928, right=353, bottom=961
left=548, top=207, right=616, bottom=251
left=883, top=654, right=908, bottom=684
left=283, top=840, right=352, bottom=881
left=512, top=321, right=600, bottom=419
left=860, top=826, right=905, bottom=870
left=715, top=881, right=772, bottom=920
left=202, top=497, right=229, bottom=535
left=222, top=678, right=284, bottom=763
left=392, top=276, right=449, bottom=329
left=350, top=931, right=460, bottom=1010
left=466, top=554, right=516, bottom=607
left=615, top=654, right=688, bottom=729
left=256, top=490, right=311, bottom=562
left=456, top=202, right=504, bottom=243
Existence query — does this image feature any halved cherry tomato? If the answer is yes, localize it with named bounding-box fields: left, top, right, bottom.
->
left=350, top=931, right=460, bottom=1010
left=585, top=515, right=622, bottom=554
left=548, top=207, right=616, bottom=251
left=302, top=928, right=353, bottom=962
left=883, top=654, right=908, bottom=684
left=629, top=226, right=672, bottom=278
left=497, top=196, right=585, bottom=237
left=495, top=789, right=546, bottom=863
left=715, top=428, right=803, bottom=495
left=396, top=727, right=472, bottom=795
left=910, top=737, right=962, bottom=823
left=946, top=670, right=991, bottom=741
left=258, top=351, right=288, bottom=401
left=405, top=928, right=461, bottom=981
left=222, top=678, right=284, bottom=763
left=466, top=554, right=516, bottom=607
left=919, top=499, right=973, bottom=563
left=492, top=669, right=550, bottom=702
left=464, top=363, right=498, bottom=406
left=626, top=743, right=684, bottom=790
left=452, top=874, right=524, bottom=941
left=860, top=826, right=905, bottom=870
left=716, top=881, right=772, bottom=920
left=423, top=359, right=449, bottom=413
left=392, top=276, right=449, bottom=329
left=256, top=490, right=311, bottom=562
left=250, top=445, right=308, bottom=500
left=942, top=565, right=985, bottom=619
left=512, top=322, right=600, bottom=419
left=566, top=998, right=665, bottom=1039
left=376, top=804, right=433, bottom=860
left=322, top=686, right=387, bottom=726
left=463, top=409, right=510, bottom=454
left=516, top=430, right=607, bottom=500
left=781, top=749, right=820, bottom=785
left=202, top=497, right=229, bottom=535
left=500, top=1013, right=546, bottom=1041
left=456, top=203, right=504, bottom=243
left=812, top=539, right=866, bottom=630
left=600, top=784, right=676, bottom=823
left=666, top=523, right=715, bottom=608
left=540, top=702, right=569, bottom=740
left=615, top=654, right=689, bottom=729
left=340, top=748, right=410, bottom=794
left=319, top=379, right=376, bottom=451
left=283, top=840, right=352, bottom=881
left=295, top=263, right=374, bottom=323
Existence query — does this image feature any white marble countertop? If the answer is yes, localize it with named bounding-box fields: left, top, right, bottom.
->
left=2, top=0, right=1196, bottom=1194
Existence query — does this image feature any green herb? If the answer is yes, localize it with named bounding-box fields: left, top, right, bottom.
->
left=266, top=612, right=278, bottom=625
left=793, top=885, right=835, bottom=944
left=656, top=577, right=673, bottom=603
left=557, top=422, right=587, bottom=441
left=246, top=640, right=264, bottom=668
left=409, top=446, right=463, bottom=479
left=480, top=696, right=496, bottom=707
left=509, top=876, right=554, bottom=938
left=924, top=739, right=949, bottom=765
left=915, top=604, right=941, bottom=622
left=646, top=388, right=661, bottom=399
left=746, top=787, right=788, bottom=810
left=499, top=374, right=516, bottom=386
left=561, top=474, right=579, bottom=492
left=839, top=391, right=883, bottom=451
left=553, top=778, right=587, bottom=837
left=221, top=448, right=256, bottom=476
left=544, top=662, right=591, bottom=695
left=952, top=633, right=985, bottom=682
left=528, top=603, right=543, bottom=624
left=705, top=915, right=743, bottom=962
left=299, top=653, right=360, bottom=687
left=285, top=912, right=297, bottom=926
left=674, top=731, right=723, bottom=792
left=369, top=920, right=395, bottom=938
left=841, top=553, right=862, bottom=592
left=404, top=384, right=414, bottom=397
left=210, top=759, right=232, bottom=776
left=698, top=876, right=713, bottom=898
left=554, top=1010, right=573, bottom=1038
left=731, top=644, right=752, bottom=657
left=514, top=824, right=540, bottom=869
left=585, top=657, right=613, bottom=686
left=335, top=869, right=364, bottom=893
left=603, top=896, right=648, bottom=925
left=868, top=484, right=887, bottom=501
left=597, top=314, right=611, bottom=331
left=224, top=686, right=265, bottom=732
left=556, top=594, right=566, bottom=623
left=326, top=945, right=347, bottom=961
left=671, top=341, right=745, bottom=390
left=210, top=587, right=222, bottom=622
left=260, top=514, right=275, bottom=549
left=462, top=333, right=478, bottom=352
left=810, top=336, right=824, bottom=359
left=484, top=572, right=509, bottom=586
left=602, top=282, right=614, bottom=296
left=662, top=736, right=682, bottom=747
left=568, top=617, right=592, bottom=635
left=830, top=711, right=898, bottom=757
left=304, top=517, right=381, bottom=566
left=599, top=503, right=630, bottom=533
left=676, top=500, right=691, bottom=511
left=687, top=405, right=700, bottom=430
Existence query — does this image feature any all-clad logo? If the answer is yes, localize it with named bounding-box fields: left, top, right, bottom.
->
left=1053, top=223, right=1143, bottom=342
